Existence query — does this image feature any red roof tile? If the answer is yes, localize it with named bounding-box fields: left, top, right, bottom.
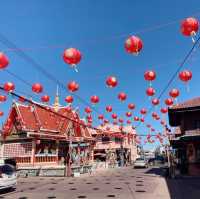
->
left=171, top=97, right=200, bottom=109
left=3, top=102, right=92, bottom=140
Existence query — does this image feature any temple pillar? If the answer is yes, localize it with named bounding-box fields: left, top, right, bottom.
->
left=31, top=139, right=36, bottom=165
left=56, top=140, right=59, bottom=164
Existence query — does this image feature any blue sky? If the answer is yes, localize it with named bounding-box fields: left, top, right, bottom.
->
left=0, top=0, right=200, bottom=149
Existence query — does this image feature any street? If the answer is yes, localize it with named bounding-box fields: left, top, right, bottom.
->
left=0, top=167, right=171, bottom=199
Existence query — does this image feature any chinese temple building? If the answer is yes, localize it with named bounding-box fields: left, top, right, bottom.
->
left=91, top=124, right=138, bottom=169
left=0, top=92, right=94, bottom=176
left=168, top=97, right=200, bottom=176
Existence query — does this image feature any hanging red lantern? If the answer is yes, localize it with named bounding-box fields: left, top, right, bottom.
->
left=169, top=88, right=180, bottom=98
left=106, top=105, right=112, bottom=112
left=128, top=103, right=135, bottom=110
left=106, top=76, right=118, bottom=88
left=155, top=115, right=160, bottom=120
left=181, top=17, right=199, bottom=42
left=124, top=35, right=143, bottom=55
left=144, top=70, right=156, bottom=84
left=0, top=95, right=7, bottom=102
left=152, top=98, right=159, bottom=106
left=98, top=114, right=104, bottom=120
left=146, top=87, right=155, bottom=96
left=127, top=120, right=131, bottom=124
left=146, top=124, right=151, bottom=128
left=119, top=118, right=123, bottom=123
left=41, top=95, right=50, bottom=103
left=140, top=118, right=145, bottom=123
left=84, top=107, right=92, bottom=114
left=140, top=108, right=147, bottom=115
left=126, top=112, right=132, bottom=117
left=118, top=92, right=127, bottom=101
left=160, top=107, right=168, bottom=114
left=165, top=98, right=174, bottom=106
left=67, top=81, right=79, bottom=92
left=104, top=119, right=109, bottom=124
left=151, top=128, right=155, bottom=132
left=0, top=52, right=9, bottom=69
left=161, top=120, right=166, bottom=125
left=90, top=95, right=99, bottom=104
left=32, top=83, right=43, bottom=93
left=65, top=95, right=73, bottom=104
left=4, top=82, right=15, bottom=92
left=152, top=112, right=158, bottom=118
left=112, top=113, right=117, bottom=119
left=63, top=48, right=82, bottom=72
left=179, top=70, right=192, bottom=82
left=134, top=116, right=139, bottom=121
left=0, top=111, right=3, bottom=116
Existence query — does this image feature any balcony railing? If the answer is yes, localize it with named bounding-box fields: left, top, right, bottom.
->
left=35, top=154, right=57, bottom=163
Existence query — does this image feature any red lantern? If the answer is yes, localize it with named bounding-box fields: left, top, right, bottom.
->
left=67, top=81, right=79, bottom=92
left=124, top=35, right=143, bottom=55
left=152, top=98, right=159, bottom=106
left=126, top=112, right=132, bottom=117
left=146, top=124, right=151, bottom=128
left=41, top=95, right=50, bottom=103
left=118, top=92, right=127, bottom=101
left=84, top=107, right=92, bottom=114
left=0, top=95, right=7, bottom=102
left=140, top=118, right=145, bottom=123
left=90, top=95, right=99, bottom=104
left=127, top=120, right=131, bottom=124
left=169, top=88, right=180, bottom=98
left=140, top=108, right=147, bottom=115
left=104, top=119, right=109, bottom=124
left=160, top=107, right=168, bottom=114
left=146, top=87, right=155, bottom=96
left=63, top=48, right=82, bottom=72
left=106, top=76, right=118, bottom=88
left=98, top=114, right=104, bottom=120
left=106, top=105, right=112, bottom=112
left=112, top=113, right=117, bottom=119
left=134, top=116, right=139, bottom=121
left=161, top=120, right=166, bottom=125
left=165, top=98, right=173, bottom=106
left=65, top=95, right=73, bottom=104
left=144, top=70, right=156, bottom=84
left=119, top=118, right=123, bottom=123
left=155, top=115, right=160, bottom=120
left=179, top=70, right=192, bottom=82
left=0, top=52, right=9, bottom=69
left=0, top=111, right=4, bottom=116
left=4, top=82, right=15, bottom=92
left=128, top=103, right=135, bottom=110
left=151, top=128, right=155, bottom=132
left=181, top=17, right=199, bottom=42
left=152, top=112, right=158, bottom=118
left=32, top=83, right=43, bottom=93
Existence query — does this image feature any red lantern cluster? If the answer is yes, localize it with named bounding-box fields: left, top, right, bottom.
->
left=140, top=108, right=147, bottom=115
left=67, top=81, right=79, bottom=92
left=165, top=98, right=173, bottom=106
left=65, top=95, right=73, bottom=104
left=98, top=114, right=104, bottom=120
left=124, top=35, right=143, bottom=55
left=106, top=76, right=118, bottom=88
left=4, top=82, right=15, bottom=92
left=0, top=52, right=9, bottom=69
left=85, top=107, right=92, bottom=114
left=152, top=98, right=159, bottom=106
left=118, top=92, right=127, bottom=101
left=32, top=83, right=43, bottom=93
left=112, top=113, right=117, bottom=119
left=160, top=107, right=168, bottom=114
left=0, top=95, right=7, bottom=102
left=134, top=116, right=139, bottom=121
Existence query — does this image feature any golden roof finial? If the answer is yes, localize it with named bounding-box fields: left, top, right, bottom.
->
left=53, top=85, right=60, bottom=112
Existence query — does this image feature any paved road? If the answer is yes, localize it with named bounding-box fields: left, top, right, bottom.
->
left=0, top=166, right=171, bottom=199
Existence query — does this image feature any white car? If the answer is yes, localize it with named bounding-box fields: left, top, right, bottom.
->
left=0, top=164, right=17, bottom=190
left=134, top=158, right=148, bottom=168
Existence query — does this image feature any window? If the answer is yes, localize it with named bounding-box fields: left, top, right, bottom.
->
left=195, top=120, right=200, bottom=129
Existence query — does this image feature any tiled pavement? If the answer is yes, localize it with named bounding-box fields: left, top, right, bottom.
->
left=0, top=166, right=181, bottom=199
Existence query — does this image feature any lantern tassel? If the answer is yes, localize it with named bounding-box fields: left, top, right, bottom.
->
left=71, top=64, right=78, bottom=72
left=191, top=31, right=196, bottom=43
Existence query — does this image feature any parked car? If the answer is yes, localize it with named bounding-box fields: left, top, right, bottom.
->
left=134, top=158, right=148, bottom=168
left=0, top=164, right=17, bottom=190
